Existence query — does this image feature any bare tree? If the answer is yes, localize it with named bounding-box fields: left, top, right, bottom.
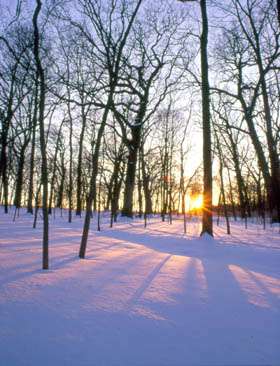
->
left=32, top=0, right=49, bottom=269
left=178, top=0, right=213, bottom=236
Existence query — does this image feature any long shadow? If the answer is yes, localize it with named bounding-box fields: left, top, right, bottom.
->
left=50, top=243, right=120, bottom=268
left=0, top=237, right=81, bottom=251
left=194, top=256, right=280, bottom=360
left=202, top=259, right=250, bottom=309
left=0, top=268, right=48, bottom=287
left=101, top=229, right=200, bottom=255
left=72, top=251, right=164, bottom=302
left=0, top=260, right=42, bottom=272
left=85, top=243, right=121, bottom=259
left=215, top=229, right=280, bottom=251
left=101, top=228, right=280, bottom=279
left=0, top=243, right=119, bottom=280
left=2, top=217, right=279, bottom=320
left=245, top=269, right=280, bottom=309
left=0, top=242, right=159, bottom=293
left=0, top=238, right=124, bottom=284
left=127, top=254, right=172, bottom=308
left=51, top=255, right=80, bottom=269
left=224, top=263, right=280, bottom=323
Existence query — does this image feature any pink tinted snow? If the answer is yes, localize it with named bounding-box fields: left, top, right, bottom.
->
left=0, top=210, right=280, bottom=365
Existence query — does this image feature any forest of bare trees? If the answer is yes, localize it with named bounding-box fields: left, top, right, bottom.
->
left=0, top=0, right=279, bottom=268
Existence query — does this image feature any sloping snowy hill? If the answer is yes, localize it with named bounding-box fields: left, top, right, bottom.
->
left=0, top=211, right=279, bottom=365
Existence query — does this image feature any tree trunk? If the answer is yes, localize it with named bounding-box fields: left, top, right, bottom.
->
left=14, top=147, right=27, bottom=209
left=48, top=123, right=62, bottom=214
left=76, top=104, right=87, bottom=216
left=79, top=95, right=112, bottom=258
left=220, top=162, right=230, bottom=235
left=227, top=167, right=237, bottom=221
left=27, top=82, right=38, bottom=214
left=57, top=163, right=66, bottom=209
left=32, top=0, right=49, bottom=270
left=200, top=0, right=213, bottom=236
left=122, top=126, right=141, bottom=217
left=141, top=151, right=153, bottom=214
left=137, top=159, right=143, bottom=217
left=0, top=70, right=17, bottom=214
left=253, top=23, right=280, bottom=222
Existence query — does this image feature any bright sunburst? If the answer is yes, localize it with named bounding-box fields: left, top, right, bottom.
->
left=190, top=194, right=203, bottom=210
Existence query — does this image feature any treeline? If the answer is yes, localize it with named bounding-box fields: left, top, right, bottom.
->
left=0, top=0, right=279, bottom=266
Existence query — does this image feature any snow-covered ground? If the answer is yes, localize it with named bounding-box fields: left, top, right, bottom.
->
left=0, top=210, right=280, bottom=366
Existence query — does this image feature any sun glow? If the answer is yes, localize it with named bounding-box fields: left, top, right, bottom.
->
left=190, top=194, right=203, bottom=210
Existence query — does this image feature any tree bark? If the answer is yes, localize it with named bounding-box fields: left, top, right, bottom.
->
left=76, top=104, right=87, bottom=216
left=27, top=85, right=38, bottom=214
left=200, top=0, right=213, bottom=236
left=122, top=126, right=141, bottom=217
left=32, top=0, right=49, bottom=270
left=141, top=148, right=153, bottom=215
left=79, top=94, right=112, bottom=258
left=14, top=145, right=28, bottom=209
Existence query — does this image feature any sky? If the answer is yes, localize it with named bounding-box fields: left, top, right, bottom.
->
left=0, top=0, right=225, bottom=204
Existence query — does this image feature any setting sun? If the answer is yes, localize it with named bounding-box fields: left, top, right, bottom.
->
left=190, top=195, right=203, bottom=210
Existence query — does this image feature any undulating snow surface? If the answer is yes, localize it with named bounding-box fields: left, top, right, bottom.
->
left=0, top=209, right=280, bottom=366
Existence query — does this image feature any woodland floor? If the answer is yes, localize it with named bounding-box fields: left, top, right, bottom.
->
left=0, top=209, right=280, bottom=366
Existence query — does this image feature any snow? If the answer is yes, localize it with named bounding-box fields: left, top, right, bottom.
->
left=0, top=210, right=280, bottom=365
